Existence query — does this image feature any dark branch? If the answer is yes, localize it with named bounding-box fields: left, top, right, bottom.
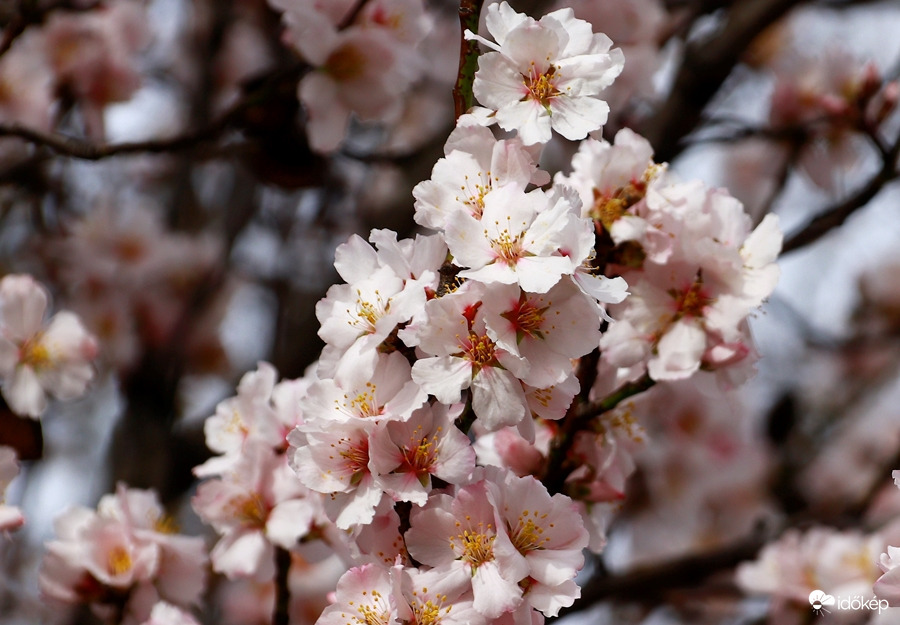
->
left=644, top=0, right=808, bottom=162
left=0, top=62, right=307, bottom=161
left=781, top=133, right=900, bottom=254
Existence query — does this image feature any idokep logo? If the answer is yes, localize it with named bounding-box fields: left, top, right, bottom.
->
left=809, top=589, right=890, bottom=615
left=809, top=590, right=835, bottom=615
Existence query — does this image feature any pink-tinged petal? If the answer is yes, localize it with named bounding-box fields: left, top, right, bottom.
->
left=501, top=24, right=559, bottom=70
left=367, top=423, right=407, bottom=475
left=548, top=95, right=609, bottom=141
left=496, top=100, right=551, bottom=146
left=0, top=337, right=19, bottom=377
left=742, top=213, right=783, bottom=268
left=333, top=234, right=379, bottom=284
left=471, top=561, right=523, bottom=618
left=404, top=497, right=460, bottom=567
left=300, top=72, right=350, bottom=153
left=471, top=367, right=527, bottom=430
left=318, top=564, right=397, bottom=625
left=0, top=506, right=24, bottom=531
left=525, top=579, right=579, bottom=616
left=333, top=477, right=383, bottom=529
left=515, top=256, right=576, bottom=294
left=211, top=529, right=271, bottom=579
left=4, top=366, right=46, bottom=418
left=154, top=535, right=209, bottom=606
left=473, top=53, right=528, bottom=110
left=484, top=1, right=531, bottom=46
left=0, top=275, right=48, bottom=341
left=411, top=356, right=471, bottom=404
left=432, top=425, right=476, bottom=484
left=875, top=566, right=900, bottom=605
left=444, top=211, right=496, bottom=270
left=266, top=499, right=315, bottom=549
left=647, top=320, right=706, bottom=381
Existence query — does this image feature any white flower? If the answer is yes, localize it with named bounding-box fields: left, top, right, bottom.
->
left=467, top=2, right=623, bottom=145
left=444, top=185, right=592, bottom=294
left=0, top=275, right=97, bottom=418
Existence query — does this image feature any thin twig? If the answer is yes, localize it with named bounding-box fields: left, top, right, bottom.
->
left=543, top=372, right=655, bottom=496
left=0, top=62, right=307, bottom=161
left=781, top=132, right=900, bottom=254
left=644, top=0, right=809, bottom=162
left=273, top=547, right=292, bottom=625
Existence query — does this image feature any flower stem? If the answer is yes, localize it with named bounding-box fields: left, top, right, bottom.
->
left=273, top=547, right=291, bottom=625
left=453, top=0, right=485, bottom=119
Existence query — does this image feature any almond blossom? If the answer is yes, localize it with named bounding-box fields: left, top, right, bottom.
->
left=40, top=486, right=207, bottom=624
left=316, top=563, right=398, bottom=625
left=481, top=279, right=602, bottom=389
left=466, top=2, right=623, bottom=145
left=274, top=0, right=428, bottom=151
left=0, top=274, right=98, bottom=418
left=192, top=442, right=317, bottom=579
left=368, top=402, right=475, bottom=505
left=484, top=468, right=589, bottom=616
left=404, top=481, right=528, bottom=619
left=403, top=283, right=530, bottom=431
left=444, top=185, right=593, bottom=294
left=288, top=421, right=383, bottom=529
left=412, top=119, right=548, bottom=231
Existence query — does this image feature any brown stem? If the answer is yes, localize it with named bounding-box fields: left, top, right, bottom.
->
left=453, top=0, right=485, bottom=119
left=273, top=547, right=292, bottom=625
left=543, top=371, right=655, bottom=496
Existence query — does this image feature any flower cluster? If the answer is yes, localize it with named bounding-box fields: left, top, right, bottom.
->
left=557, top=128, right=783, bottom=385
left=39, top=485, right=207, bottom=625
left=0, top=274, right=98, bottom=418
left=737, top=523, right=900, bottom=621
left=28, top=3, right=791, bottom=624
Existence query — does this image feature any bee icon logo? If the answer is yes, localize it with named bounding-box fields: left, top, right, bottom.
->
left=809, top=590, right=835, bottom=615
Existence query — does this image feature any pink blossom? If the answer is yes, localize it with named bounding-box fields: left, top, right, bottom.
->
left=467, top=2, right=623, bottom=144
left=484, top=468, right=589, bottom=616
left=369, top=402, right=475, bottom=505
left=444, top=185, right=593, bottom=294
left=0, top=275, right=98, bottom=418
left=405, top=482, right=528, bottom=618
left=316, top=563, right=398, bottom=625
left=404, top=283, right=530, bottom=431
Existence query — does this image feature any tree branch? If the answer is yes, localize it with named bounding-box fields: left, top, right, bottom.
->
left=781, top=132, right=900, bottom=254
left=644, top=0, right=808, bottom=162
left=543, top=372, right=655, bottom=496
left=0, top=62, right=307, bottom=161
left=453, top=0, right=485, bottom=119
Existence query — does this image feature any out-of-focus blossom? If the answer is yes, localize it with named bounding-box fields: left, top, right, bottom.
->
left=40, top=486, right=207, bottom=625
left=42, top=0, right=150, bottom=138
left=0, top=445, right=24, bottom=532
left=0, top=275, right=98, bottom=418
